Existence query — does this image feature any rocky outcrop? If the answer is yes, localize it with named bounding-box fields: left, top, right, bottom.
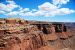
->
left=0, top=18, right=75, bottom=50
left=0, top=31, right=45, bottom=50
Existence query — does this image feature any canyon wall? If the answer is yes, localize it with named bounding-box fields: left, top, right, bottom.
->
left=0, top=18, right=75, bottom=50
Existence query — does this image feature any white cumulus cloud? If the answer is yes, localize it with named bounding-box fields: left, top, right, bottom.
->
left=38, top=2, right=58, bottom=11
left=20, top=8, right=30, bottom=13
left=19, top=12, right=34, bottom=16
left=0, top=0, right=75, bottom=18
left=52, top=0, right=69, bottom=6
left=0, top=1, right=20, bottom=12
left=0, top=11, right=6, bottom=14
left=6, top=11, right=19, bottom=16
left=32, top=2, right=75, bottom=17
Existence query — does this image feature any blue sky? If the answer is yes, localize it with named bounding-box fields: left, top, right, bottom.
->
left=0, top=0, right=75, bottom=22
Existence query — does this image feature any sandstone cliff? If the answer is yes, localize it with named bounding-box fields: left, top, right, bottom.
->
left=0, top=18, right=75, bottom=50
